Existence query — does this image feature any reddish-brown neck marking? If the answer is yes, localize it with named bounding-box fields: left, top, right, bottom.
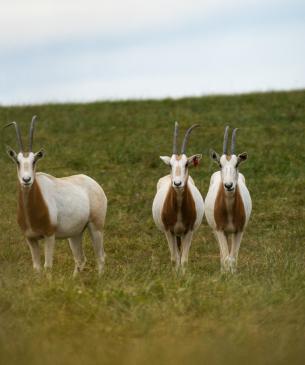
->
left=17, top=179, right=55, bottom=237
left=161, top=184, right=196, bottom=235
left=214, top=183, right=245, bottom=232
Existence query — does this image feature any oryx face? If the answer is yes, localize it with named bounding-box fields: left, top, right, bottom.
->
left=219, top=154, right=239, bottom=192
left=210, top=126, right=248, bottom=193
left=160, top=122, right=202, bottom=190
left=5, top=117, right=45, bottom=188
left=7, top=149, right=45, bottom=187
left=160, top=153, right=201, bottom=190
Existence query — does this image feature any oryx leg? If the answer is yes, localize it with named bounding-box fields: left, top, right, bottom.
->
left=88, top=223, right=105, bottom=275
left=214, top=230, right=230, bottom=272
left=68, top=233, right=86, bottom=277
left=26, top=238, right=41, bottom=271
left=228, top=231, right=243, bottom=273
left=180, top=231, right=193, bottom=271
left=44, top=235, right=55, bottom=269
left=164, top=231, right=180, bottom=267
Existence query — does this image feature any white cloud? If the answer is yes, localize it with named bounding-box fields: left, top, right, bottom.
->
left=1, top=0, right=285, bottom=49
left=2, top=21, right=304, bottom=105
left=1, top=0, right=304, bottom=104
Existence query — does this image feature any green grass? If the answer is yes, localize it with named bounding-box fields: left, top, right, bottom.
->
left=0, top=90, right=304, bottom=365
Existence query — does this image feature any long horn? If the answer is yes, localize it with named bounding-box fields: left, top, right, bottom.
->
left=29, top=115, right=37, bottom=151
left=173, top=121, right=179, bottom=155
left=4, top=121, right=24, bottom=151
left=181, top=124, right=199, bottom=155
left=231, top=128, right=238, bottom=155
left=223, top=125, right=229, bottom=155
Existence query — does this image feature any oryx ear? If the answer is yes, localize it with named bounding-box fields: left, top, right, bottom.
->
left=209, top=149, right=220, bottom=164
left=34, top=148, right=45, bottom=162
left=237, top=152, right=248, bottom=166
left=160, top=156, right=171, bottom=165
left=6, top=145, right=18, bottom=163
left=187, top=154, right=202, bottom=167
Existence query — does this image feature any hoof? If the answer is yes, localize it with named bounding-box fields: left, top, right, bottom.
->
left=72, top=269, right=79, bottom=278
left=222, top=256, right=237, bottom=274
left=181, top=261, right=188, bottom=275
left=97, top=264, right=105, bottom=276
left=73, top=259, right=87, bottom=278
left=33, top=265, right=42, bottom=273
left=79, top=259, right=87, bottom=272
left=45, top=271, right=53, bottom=281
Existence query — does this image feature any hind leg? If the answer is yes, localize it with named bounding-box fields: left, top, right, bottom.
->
left=88, top=222, right=105, bottom=275
left=44, top=235, right=55, bottom=270
left=68, top=233, right=86, bottom=277
left=26, top=238, right=41, bottom=272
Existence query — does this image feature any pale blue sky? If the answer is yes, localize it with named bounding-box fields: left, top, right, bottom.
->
left=1, top=0, right=304, bottom=105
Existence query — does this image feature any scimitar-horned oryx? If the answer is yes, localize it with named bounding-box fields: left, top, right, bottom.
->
left=5, top=116, right=107, bottom=276
left=152, top=122, right=204, bottom=270
left=205, top=126, right=252, bottom=273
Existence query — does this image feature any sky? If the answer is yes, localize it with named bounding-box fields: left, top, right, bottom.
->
left=0, top=0, right=304, bottom=105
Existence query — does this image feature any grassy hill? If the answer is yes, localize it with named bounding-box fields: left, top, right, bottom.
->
left=0, top=90, right=304, bottom=365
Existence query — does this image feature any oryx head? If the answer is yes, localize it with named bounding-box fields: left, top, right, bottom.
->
left=5, top=116, right=45, bottom=188
left=160, top=122, right=202, bottom=190
left=210, top=126, right=248, bottom=193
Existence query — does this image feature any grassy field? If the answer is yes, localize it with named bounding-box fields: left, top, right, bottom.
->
left=0, top=90, right=304, bottom=365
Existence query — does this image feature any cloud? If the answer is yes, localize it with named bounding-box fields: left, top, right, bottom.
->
left=1, top=20, right=304, bottom=105
left=1, top=0, right=290, bottom=49
left=1, top=0, right=304, bottom=104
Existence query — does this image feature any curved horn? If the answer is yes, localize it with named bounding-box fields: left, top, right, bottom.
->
left=181, top=124, right=199, bottom=155
left=173, top=121, right=179, bottom=155
left=4, top=121, right=24, bottom=151
left=29, top=115, right=37, bottom=151
left=231, top=128, right=238, bottom=155
left=223, top=125, right=229, bottom=155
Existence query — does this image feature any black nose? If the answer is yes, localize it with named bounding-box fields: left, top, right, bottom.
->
left=22, top=177, right=31, bottom=183
left=174, top=181, right=182, bottom=187
left=224, top=182, right=233, bottom=190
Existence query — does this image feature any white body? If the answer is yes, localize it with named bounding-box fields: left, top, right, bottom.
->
left=205, top=169, right=252, bottom=272
left=34, top=173, right=107, bottom=238
left=5, top=120, right=107, bottom=276
left=22, top=172, right=107, bottom=276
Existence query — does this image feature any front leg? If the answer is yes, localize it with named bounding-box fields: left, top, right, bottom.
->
left=26, top=238, right=41, bottom=272
left=88, top=223, right=105, bottom=276
left=164, top=231, right=180, bottom=268
left=180, top=231, right=193, bottom=271
left=44, top=235, right=56, bottom=269
left=214, top=230, right=230, bottom=272
left=68, top=233, right=86, bottom=277
left=228, top=231, right=244, bottom=273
